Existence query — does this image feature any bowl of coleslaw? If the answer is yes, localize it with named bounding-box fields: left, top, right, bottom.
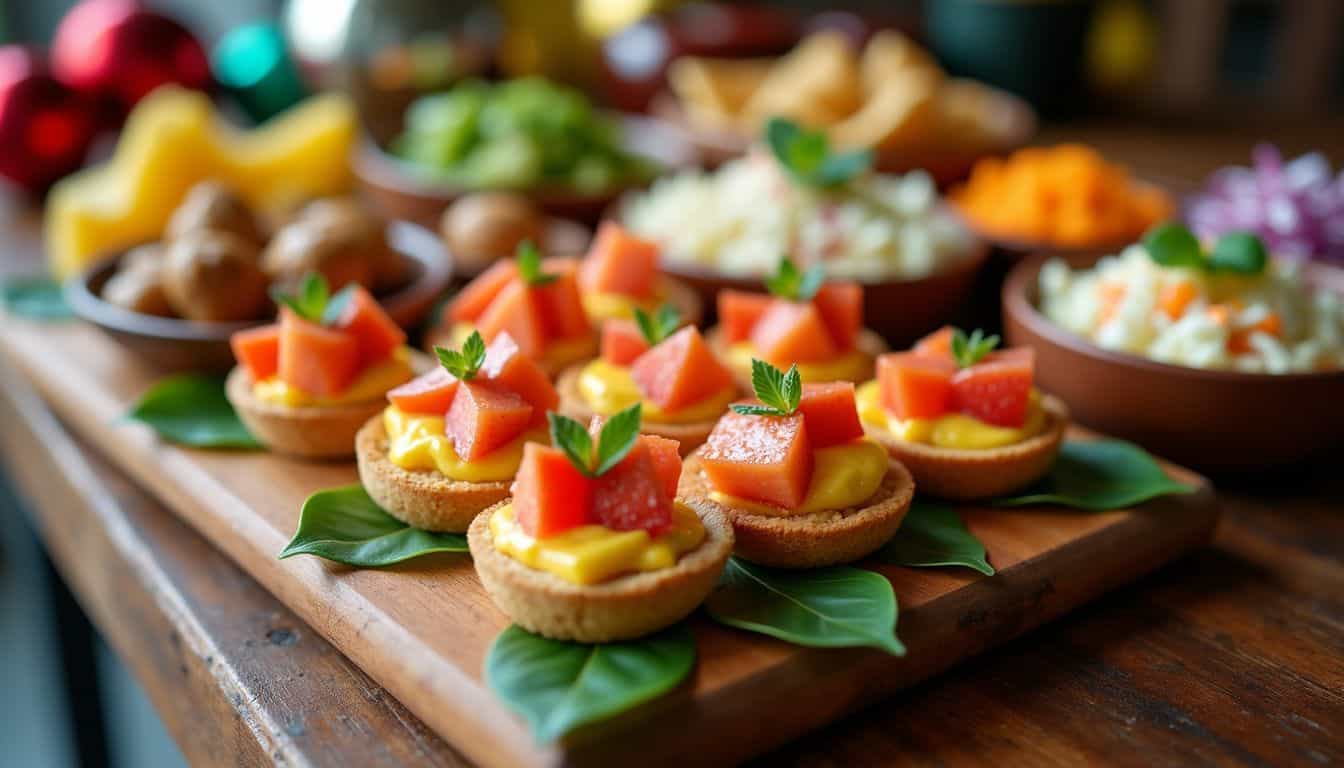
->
left=1003, top=242, right=1344, bottom=471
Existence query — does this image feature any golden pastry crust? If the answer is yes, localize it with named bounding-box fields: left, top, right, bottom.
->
left=554, top=365, right=730, bottom=456
left=354, top=415, right=511, bottom=533
left=706, top=327, right=887, bottom=390
left=865, top=394, right=1070, bottom=501
left=679, top=452, right=915, bottom=569
left=225, top=366, right=385, bottom=460
left=468, top=501, right=735, bottom=642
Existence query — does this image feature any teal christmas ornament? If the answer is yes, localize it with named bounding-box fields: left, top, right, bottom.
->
left=211, top=22, right=307, bottom=123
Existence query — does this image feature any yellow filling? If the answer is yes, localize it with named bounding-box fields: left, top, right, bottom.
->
left=575, top=359, right=736, bottom=424
left=856, top=381, right=1047, bottom=450
left=448, top=322, right=596, bottom=371
left=726, top=342, right=872, bottom=384
left=382, top=405, right=546, bottom=482
left=252, top=347, right=413, bottom=407
left=580, top=288, right=662, bottom=322
left=709, top=437, right=889, bottom=515
left=489, top=502, right=705, bottom=585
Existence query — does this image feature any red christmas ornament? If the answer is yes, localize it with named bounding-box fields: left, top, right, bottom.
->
left=0, top=46, right=97, bottom=193
left=51, top=0, right=211, bottom=117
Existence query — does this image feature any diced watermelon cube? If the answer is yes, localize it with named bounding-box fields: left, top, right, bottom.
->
left=797, top=382, right=864, bottom=447
left=444, top=382, right=533, bottom=461
left=513, top=443, right=595, bottom=537
left=630, top=327, right=735, bottom=411
left=717, top=290, right=773, bottom=343
left=951, top=348, right=1034, bottom=428
left=591, top=440, right=673, bottom=536
left=600, top=319, right=650, bottom=366
left=749, top=301, right=838, bottom=365
left=387, top=367, right=459, bottom=414
left=876, top=352, right=955, bottom=421
left=700, top=411, right=813, bottom=510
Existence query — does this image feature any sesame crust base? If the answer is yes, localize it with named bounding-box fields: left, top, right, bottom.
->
left=225, top=366, right=387, bottom=460
left=705, top=327, right=887, bottom=390
left=354, top=415, right=512, bottom=533
left=866, top=394, right=1071, bottom=502
left=555, top=365, right=727, bottom=456
left=468, top=501, right=735, bottom=642
left=679, top=451, right=915, bottom=569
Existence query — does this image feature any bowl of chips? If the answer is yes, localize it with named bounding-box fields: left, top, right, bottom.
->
left=654, top=30, right=1037, bottom=187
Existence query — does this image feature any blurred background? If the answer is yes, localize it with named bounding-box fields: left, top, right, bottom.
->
left=0, top=1, right=1339, bottom=767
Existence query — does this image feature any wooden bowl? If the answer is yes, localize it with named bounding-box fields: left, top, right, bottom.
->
left=648, top=86, right=1037, bottom=188
left=355, top=113, right=700, bottom=229
left=661, top=239, right=989, bottom=349
left=65, top=220, right=452, bottom=373
left=1003, top=253, right=1344, bottom=472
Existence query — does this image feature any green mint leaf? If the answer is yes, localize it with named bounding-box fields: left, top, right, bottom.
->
left=1207, top=232, right=1268, bottom=274
left=654, top=303, right=681, bottom=340
left=748, top=358, right=799, bottom=415
left=951, top=328, right=999, bottom=368
left=993, top=439, right=1195, bottom=511
left=705, top=557, right=905, bottom=655
left=730, top=403, right=787, bottom=417
left=594, top=403, right=642, bottom=476
left=1143, top=223, right=1204, bottom=270
left=516, top=241, right=558, bottom=286
left=280, top=485, right=468, bottom=565
left=815, top=147, right=874, bottom=186
left=764, top=257, right=802, bottom=299
left=434, top=331, right=487, bottom=380
left=876, top=500, right=994, bottom=575
left=485, top=623, right=695, bottom=744
left=321, top=284, right=357, bottom=326
left=271, top=272, right=331, bottom=323
left=796, top=262, right=826, bottom=302
left=548, top=411, right=594, bottom=476
left=127, top=374, right=262, bottom=449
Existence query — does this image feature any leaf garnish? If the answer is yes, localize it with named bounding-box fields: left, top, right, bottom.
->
left=279, top=485, right=467, bottom=565
left=271, top=272, right=334, bottom=324
left=731, top=359, right=801, bottom=417
left=765, top=117, right=873, bottom=188
left=547, top=403, right=642, bottom=477
left=516, top=241, right=558, bottom=286
left=633, top=303, right=681, bottom=346
left=434, top=330, right=487, bottom=381
left=1142, top=222, right=1268, bottom=276
left=763, top=257, right=826, bottom=302
left=126, top=374, right=262, bottom=449
left=950, top=328, right=1000, bottom=369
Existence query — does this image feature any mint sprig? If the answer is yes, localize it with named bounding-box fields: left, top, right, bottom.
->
left=434, top=331, right=487, bottom=381
left=765, top=117, right=873, bottom=188
left=731, top=359, right=801, bottom=417
left=764, top=257, right=825, bottom=302
left=633, top=304, right=681, bottom=346
left=950, top=328, right=999, bottom=369
left=516, top=241, right=558, bottom=286
left=547, top=404, right=642, bottom=478
left=1142, top=223, right=1268, bottom=276
left=272, top=272, right=354, bottom=325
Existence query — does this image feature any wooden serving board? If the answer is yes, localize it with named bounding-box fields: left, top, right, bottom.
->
left=0, top=314, right=1220, bottom=768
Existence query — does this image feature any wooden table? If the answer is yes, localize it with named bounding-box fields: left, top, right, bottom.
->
left=2, top=123, right=1342, bottom=766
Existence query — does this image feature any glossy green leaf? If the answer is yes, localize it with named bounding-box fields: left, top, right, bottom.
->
left=705, top=557, right=905, bottom=655
left=765, top=117, right=871, bottom=187
left=434, top=330, right=486, bottom=380
left=592, top=403, right=642, bottom=476
left=950, top=327, right=1000, bottom=369
left=733, top=359, right=800, bottom=417
left=516, top=240, right=557, bottom=286
left=877, top=500, right=994, bottom=575
left=126, top=374, right=262, bottom=449
left=1208, top=231, right=1268, bottom=274
left=1, top=277, right=72, bottom=320
left=279, top=485, right=468, bottom=565
left=1143, top=223, right=1204, bottom=269
left=548, top=411, right=595, bottom=476
left=485, top=623, right=695, bottom=743
left=994, top=439, right=1194, bottom=511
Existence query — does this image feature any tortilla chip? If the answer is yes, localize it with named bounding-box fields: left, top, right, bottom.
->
left=740, top=31, right=864, bottom=130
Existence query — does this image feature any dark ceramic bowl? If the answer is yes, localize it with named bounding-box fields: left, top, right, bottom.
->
left=661, top=240, right=989, bottom=349
left=1003, top=252, right=1344, bottom=472
left=648, top=86, right=1036, bottom=188
left=66, top=220, right=452, bottom=373
left=355, top=113, right=700, bottom=229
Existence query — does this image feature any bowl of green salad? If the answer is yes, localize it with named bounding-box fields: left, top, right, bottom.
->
left=356, top=77, right=697, bottom=227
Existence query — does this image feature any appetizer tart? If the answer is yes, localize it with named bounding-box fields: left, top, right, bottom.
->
left=227, top=275, right=417, bottom=459
left=557, top=304, right=738, bottom=455
left=708, top=259, right=885, bottom=389
left=427, top=243, right=597, bottom=376
left=469, top=407, right=734, bottom=642
left=356, top=331, right=557, bottom=532
left=680, top=360, right=914, bottom=568
left=1039, top=225, right=1344, bottom=374
left=857, top=327, right=1068, bottom=500
left=577, top=221, right=702, bottom=326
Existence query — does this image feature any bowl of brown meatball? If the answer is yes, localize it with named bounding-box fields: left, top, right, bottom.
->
left=65, top=181, right=452, bottom=372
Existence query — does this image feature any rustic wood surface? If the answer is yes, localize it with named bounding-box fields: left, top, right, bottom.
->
left=1, top=121, right=1342, bottom=766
